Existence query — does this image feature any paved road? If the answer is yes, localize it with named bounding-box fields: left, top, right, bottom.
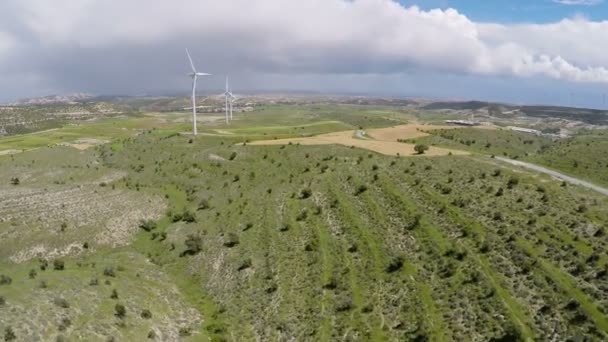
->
left=495, top=157, right=608, bottom=196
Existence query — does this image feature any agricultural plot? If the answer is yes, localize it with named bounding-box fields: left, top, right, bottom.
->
left=249, top=124, right=468, bottom=157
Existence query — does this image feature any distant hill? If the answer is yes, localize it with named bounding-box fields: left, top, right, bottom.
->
left=423, top=101, right=608, bottom=125
left=11, top=93, right=94, bottom=106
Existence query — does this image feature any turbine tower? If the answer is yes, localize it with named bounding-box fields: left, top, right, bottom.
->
left=186, top=48, right=211, bottom=135
left=221, top=76, right=234, bottom=124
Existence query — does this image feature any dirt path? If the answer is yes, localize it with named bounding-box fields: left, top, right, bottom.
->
left=495, top=157, right=608, bottom=196
left=248, top=124, right=469, bottom=157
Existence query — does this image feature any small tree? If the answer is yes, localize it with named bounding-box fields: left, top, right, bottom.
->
left=138, top=219, right=157, bottom=232
left=53, top=259, right=65, bottom=271
left=223, top=232, right=239, bottom=247
left=114, top=304, right=126, bottom=319
left=414, top=144, right=429, bottom=155
left=141, top=309, right=152, bottom=319
left=182, top=234, right=203, bottom=256
left=197, top=198, right=210, bottom=210
left=4, top=327, right=16, bottom=341
left=0, top=275, right=12, bottom=285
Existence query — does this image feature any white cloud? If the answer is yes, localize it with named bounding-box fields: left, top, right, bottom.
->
left=2, top=0, right=608, bottom=94
left=552, top=0, right=603, bottom=5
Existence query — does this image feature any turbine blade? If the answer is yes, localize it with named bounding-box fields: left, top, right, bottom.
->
left=196, top=72, right=211, bottom=76
left=186, top=48, right=197, bottom=73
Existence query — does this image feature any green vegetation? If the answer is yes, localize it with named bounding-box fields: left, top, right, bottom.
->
left=1, top=100, right=607, bottom=340
left=412, top=127, right=608, bottom=187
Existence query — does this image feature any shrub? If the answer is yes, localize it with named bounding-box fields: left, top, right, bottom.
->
left=179, top=327, right=192, bottom=337
left=354, top=184, right=368, bottom=196
left=182, top=234, right=203, bottom=256
left=335, top=294, right=354, bottom=312
left=89, top=278, right=99, bottom=286
left=53, top=298, right=70, bottom=308
left=414, top=144, right=429, bottom=155
left=228, top=152, right=237, bottom=160
left=4, top=327, right=16, bottom=341
left=58, top=317, right=71, bottom=331
left=295, top=209, right=308, bottom=222
left=141, top=309, right=152, bottom=319
left=237, top=258, right=252, bottom=271
left=197, top=198, right=210, bottom=210
left=507, top=176, right=519, bottom=189
left=299, top=188, right=312, bottom=199
left=181, top=210, right=196, bottom=223
left=385, top=256, right=404, bottom=273
left=114, top=304, right=126, bottom=319
left=139, top=219, right=157, bottom=232
left=29, top=269, right=37, bottom=279
left=10, top=177, right=19, bottom=185
left=39, top=259, right=48, bottom=271
left=103, top=267, right=116, bottom=277
left=223, top=233, right=239, bottom=247
left=0, top=296, right=5, bottom=306
left=53, top=259, right=65, bottom=271
left=0, top=275, right=12, bottom=285
left=110, top=289, right=119, bottom=299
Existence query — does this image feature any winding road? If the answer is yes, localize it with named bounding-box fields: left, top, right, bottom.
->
left=495, top=157, right=608, bottom=197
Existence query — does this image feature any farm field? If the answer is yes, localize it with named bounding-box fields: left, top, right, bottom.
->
left=249, top=124, right=469, bottom=156
left=0, top=103, right=607, bottom=341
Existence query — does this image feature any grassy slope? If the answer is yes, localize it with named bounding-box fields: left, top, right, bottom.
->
left=98, top=130, right=608, bottom=340
left=1, top=107, right=608, bottom=340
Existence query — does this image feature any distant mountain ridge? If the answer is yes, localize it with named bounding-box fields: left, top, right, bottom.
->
left=10, top=93, right=94, bottom=106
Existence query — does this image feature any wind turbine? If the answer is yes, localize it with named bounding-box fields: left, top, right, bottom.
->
left=221, top=76, right=235, bottom=124
left=186, top=48, right=211, bottom=135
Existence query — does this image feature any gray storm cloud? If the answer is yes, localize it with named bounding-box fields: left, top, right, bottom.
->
left=1, top=0, right=608, bottom=99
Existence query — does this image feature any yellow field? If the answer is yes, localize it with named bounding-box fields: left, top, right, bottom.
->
left=248, top=124, right=477, bottom=157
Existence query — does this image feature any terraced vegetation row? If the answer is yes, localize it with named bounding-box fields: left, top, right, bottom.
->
left=86, top=130, right=608, bottom=340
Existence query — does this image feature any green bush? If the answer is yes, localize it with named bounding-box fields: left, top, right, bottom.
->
left=139, top=219, right=157, bottom=232
left=114, top=304, right=126, bottom=319
left=414, top=144, right=429, bottom=155
left=182, top=234, right=204, bottom=256
left=53, top=259, right=65, bottom=271
left=0, top=275, right=12, bottom=285
left=53, top=298, right=70, bottom=308
left=141, top=309, right=152, bottom=319
left=4, top=327, right=16, bottom=341
left=103, top=267, right=116, bottom=277
left=223, top=232, right=239, bottom=248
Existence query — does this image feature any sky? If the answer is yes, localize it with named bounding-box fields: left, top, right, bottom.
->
left=1, top=0, right=608, bottom=107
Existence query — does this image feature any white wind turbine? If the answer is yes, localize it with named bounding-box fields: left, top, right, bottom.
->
left=221, top=76, right=235, bottom=124
left=186, top=48, right=211, bottom=135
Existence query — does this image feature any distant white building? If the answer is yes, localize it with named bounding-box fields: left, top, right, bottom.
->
left=445, top=120, right=481, bottom=126
left=507, top=126, right=541, bottom=135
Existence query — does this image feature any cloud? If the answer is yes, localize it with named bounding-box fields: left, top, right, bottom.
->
left=1, top=0, right=608, bottom=100
left=552, top=0, right=602, bottom=5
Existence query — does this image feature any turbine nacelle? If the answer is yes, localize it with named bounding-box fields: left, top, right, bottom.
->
left=189, top=72, right=211, bottom=77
